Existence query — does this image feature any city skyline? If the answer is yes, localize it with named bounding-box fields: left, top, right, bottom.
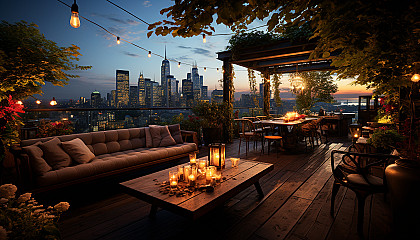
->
left=2, top=0, right=372, bottom=101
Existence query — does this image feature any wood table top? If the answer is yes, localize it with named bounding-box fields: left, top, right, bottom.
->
left=120, top=158, right=273, bottom=220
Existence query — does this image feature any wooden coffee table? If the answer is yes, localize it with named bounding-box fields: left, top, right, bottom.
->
left=120, top=159, right=273, bottom=220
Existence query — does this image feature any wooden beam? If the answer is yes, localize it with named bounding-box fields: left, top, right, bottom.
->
left=262, top=73, right=270, bottom=116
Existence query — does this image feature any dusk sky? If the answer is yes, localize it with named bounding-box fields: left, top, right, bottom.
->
left=2, top=0, right=372, bottom=101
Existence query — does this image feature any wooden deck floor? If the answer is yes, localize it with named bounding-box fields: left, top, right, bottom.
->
left=56, top=139, right=393, bottom=240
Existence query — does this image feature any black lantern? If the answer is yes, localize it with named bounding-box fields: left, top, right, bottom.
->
left=208, top=143, right=225, bottom=170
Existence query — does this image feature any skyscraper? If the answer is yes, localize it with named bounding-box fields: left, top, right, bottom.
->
left=161, top=48, right=170, bottom=107
left=129, top=85, right=139, bottom=107
left=110, top=90, right=116, bottom=107
left=211, top=89, right=223, bottom=103
left=91, top=91, right=101, bottom=108
left=116, top=70, right=129, bottom=108
left=182, top=79, right=193, bottom=107
left=192, top=64, right=200, bottom=90
left=201, top=86, right=208, bottom=100
left=152, top=82, right=162, bottom=107
left=138, top=73, right=146, bottom=107
left=144, top=78, right=153, bottom=107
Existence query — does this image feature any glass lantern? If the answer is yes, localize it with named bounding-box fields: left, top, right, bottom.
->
left=208, top=143, right=225, bottom=170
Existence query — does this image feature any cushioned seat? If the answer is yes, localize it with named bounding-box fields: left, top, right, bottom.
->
left=35, top=142, right=197, bottom=187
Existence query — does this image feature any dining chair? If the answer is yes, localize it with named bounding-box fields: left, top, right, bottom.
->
left=261, top=123, right=283, bottom=157
left=234, top=119, right=258, bottom=156
left=330, top=150, right=399, bottom=237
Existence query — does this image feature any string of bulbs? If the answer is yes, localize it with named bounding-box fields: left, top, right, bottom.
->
left=58, top=0, right=265, bottom=72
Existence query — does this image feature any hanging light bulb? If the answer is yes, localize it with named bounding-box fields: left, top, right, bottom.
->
left=70, top=0, right=80, bottom=28
left=50, top=97, right=57, bottom=106
left=217, top=68, right=219, bottom=73
left=178, top=62, right=181, bottom=68
left=204, top=67, right=207, bottom=72
left=148, top=51, right=151, bottom=58
left=116, top=37, right=120, bottom=44
left=412, top=73, right=420, bottom=82
left=35, top=100, right=41, bottom=105
left=16, top=100, right=23, bottom=105
left=202, top=34, right=206, bottom=43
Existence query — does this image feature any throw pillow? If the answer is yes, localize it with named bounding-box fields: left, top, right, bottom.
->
left=38, top=137, right=72, bottom=170
left=145, top=127, right=153, bottom=148
left=61, top=138, right=95, bottom=164
left=168, top=124, right=183, bottom=144
left=22, top=142, right=52, bottom=175
left=149, top=125, right=176, bottom=147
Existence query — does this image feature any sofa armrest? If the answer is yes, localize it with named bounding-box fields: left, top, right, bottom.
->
left=181, top=130, right=199, bottom=146
left=11, top=147, right=33, bottom=191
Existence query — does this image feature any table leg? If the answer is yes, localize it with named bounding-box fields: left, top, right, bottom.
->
left=149, top=204, right=158, bottom=218
left=254, top=181, right=264, bottom=198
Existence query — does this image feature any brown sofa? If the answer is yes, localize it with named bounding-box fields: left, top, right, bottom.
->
left=15, top=125, right=198, bottom=192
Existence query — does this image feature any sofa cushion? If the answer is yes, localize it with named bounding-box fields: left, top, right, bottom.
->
left=61, top=138, right=95, bottom=164
left=149, top=125, right=176, bottom=147
left=38, top=137, right=72, bottom=170
left=35, top=142, right=198, bottom=187
left=22, top=142, right=52, bottom=176
left=145, top=127, right=153, bottom=148
left=168, top=124, right=184, bottom=144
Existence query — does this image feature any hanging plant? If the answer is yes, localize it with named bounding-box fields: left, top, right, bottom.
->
left=248, top=69, right=259, bottom=107
left=271, top=74, right=282, bottom=106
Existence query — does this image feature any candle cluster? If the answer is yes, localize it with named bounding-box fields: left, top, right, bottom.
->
left=166, top=153, right=240, bottom=193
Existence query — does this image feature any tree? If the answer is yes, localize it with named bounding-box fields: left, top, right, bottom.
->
left=290, top=71, right=337, bottom=112
left=148, top=0, right=419, bottom=96
left=0, top=21, right=91, bottom=101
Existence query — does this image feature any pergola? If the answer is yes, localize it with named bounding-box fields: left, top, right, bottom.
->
left=217, top=39, right=336, bottom=116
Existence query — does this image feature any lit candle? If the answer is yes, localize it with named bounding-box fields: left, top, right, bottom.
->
left=189, top=153, right=196, bottom=165
left=188, top=174, right=196, bottom=187
left=353, top=133, right=359, bottom=138
left=198, top=159, right=207, bottom=170
left=169, top=171, right=178, bottom=188
left=215, top=172, right=222, bottom=183
left=230, top=158, right=240, bottom=168
left=205, top=166, right=216, bottom=184
left=178, top=166, right=184, bottom=181
left=184, top=166, right=191, bottom=179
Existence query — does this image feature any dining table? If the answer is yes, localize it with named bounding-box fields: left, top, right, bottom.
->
left=254, top=117, right=319, bottom=149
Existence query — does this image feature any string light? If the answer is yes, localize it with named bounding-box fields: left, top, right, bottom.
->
left=16, top=100, right=23, bottom=105
left=70, top=0, right=80, bottom=28
left=217, top=68, right=219, bottom=72
left=57, top=0, right=250, bottom=72
left=50, top=97, right=57, bottom=106
left=178, top=62, right=181, bottom=68
left=36, top=100, right=41, bottom=105
left=202, top=34, right=206, bottom=43
left=412, top=73, right=420, bottom=82
left=204, top=67, right=207, bottom=72
left=116, top=36, right=120, bottom=44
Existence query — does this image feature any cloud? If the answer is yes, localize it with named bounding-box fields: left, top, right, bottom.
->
left=177, top=46, right=214, bottom=58
left=122, top=51, right=140, bottom=57
left=143, top=1, right=152, bottom=8
left=92, top=13, right=142, bottom=26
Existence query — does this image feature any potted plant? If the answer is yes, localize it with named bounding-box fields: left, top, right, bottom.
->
left=366, top=127, right=403, bottom=153
left=192, top=102, right=231, bottom=145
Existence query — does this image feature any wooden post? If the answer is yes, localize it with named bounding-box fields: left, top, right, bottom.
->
left=223, top=59, right=232, bottom=104
left=263, top=72, right=271, bottom=116
left=222, top=59, right=233, bottom=142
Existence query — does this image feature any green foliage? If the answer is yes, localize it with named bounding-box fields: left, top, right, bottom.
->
left=271, top=74, right=282, bottom=106
left=247, top=69, right=258, bottom=107
left=192, top=101, right=234, bottom=142
left=227, top=31, right=283, bottom=52
left=291, top=71, right=337, bottom=111
left=149, top=0, right=419, bottom=100
left=367, top=128, right=404, bottom=153
left=0, top=21, right=91, bottom=100
left=36, top=120, right=74, bottom=138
